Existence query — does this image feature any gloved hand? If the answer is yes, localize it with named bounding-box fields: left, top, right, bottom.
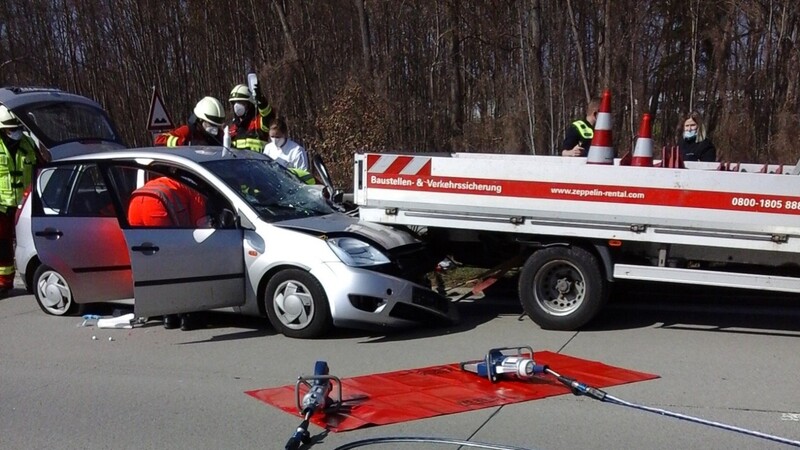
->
left=253, top=83, right=268, bottom=110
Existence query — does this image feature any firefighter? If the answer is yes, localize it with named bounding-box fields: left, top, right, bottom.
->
left=227, top=80, right=274, bottom=151
left=561, top=97, right=600, bottom=157
left=154, top=97, right=225, bottom=147
left=0, top=105, right=37, bottom=294
left=127, top=177, right=208, bottom=228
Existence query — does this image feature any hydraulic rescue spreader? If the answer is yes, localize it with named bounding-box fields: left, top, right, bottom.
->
left=284, top=361, right=342, bottom=450
left=460, top=346, right=547, bottom=382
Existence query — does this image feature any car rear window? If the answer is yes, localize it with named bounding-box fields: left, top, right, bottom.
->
left=16, top=102, right=118, bottom=148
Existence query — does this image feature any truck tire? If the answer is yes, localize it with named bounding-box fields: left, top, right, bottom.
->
left=518, top=246, right=607, bottom=330
left=264, top=269, right=332, bottom=338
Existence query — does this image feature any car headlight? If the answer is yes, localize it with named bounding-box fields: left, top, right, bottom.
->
left=327, top=237, right=390, bottom=267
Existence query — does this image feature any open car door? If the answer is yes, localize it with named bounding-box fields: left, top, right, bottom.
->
left=110, top=163, right=246, bottom=318
left=31, top=163, right=133, bottom=304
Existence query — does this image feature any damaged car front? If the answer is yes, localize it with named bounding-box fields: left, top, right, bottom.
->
left=204, top=153, right=458, bottom=338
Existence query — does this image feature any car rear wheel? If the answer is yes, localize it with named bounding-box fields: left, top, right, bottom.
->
left=33, top=264, right=79, bottom=316
left=264, top=269, right=331, bottom=338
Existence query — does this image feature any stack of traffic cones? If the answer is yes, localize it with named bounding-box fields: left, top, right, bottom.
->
left=632, top=113, right=654, bottom=167
left=586, top=89, right=614, bottom=165
left=660, top=146, right=685, bottom=169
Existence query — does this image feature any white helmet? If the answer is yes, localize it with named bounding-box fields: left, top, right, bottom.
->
left=193, top=96, right=225, bottom=127
left=0, top=105, right=21, bottom=129
left=228, top=84, right=253, bottom=103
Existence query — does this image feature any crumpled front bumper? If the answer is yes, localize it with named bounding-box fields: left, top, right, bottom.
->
left=312, top=261, right=459, bottom=330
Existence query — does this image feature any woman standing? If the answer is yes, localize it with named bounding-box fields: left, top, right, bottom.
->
left=678, top=111, right=716, bottom=162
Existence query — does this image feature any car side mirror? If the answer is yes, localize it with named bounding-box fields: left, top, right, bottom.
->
left=312, top=154, right=334, bottom=193
left=217, top=208, right=236, bottom=228
left=237, top=209, right=256, bottom=230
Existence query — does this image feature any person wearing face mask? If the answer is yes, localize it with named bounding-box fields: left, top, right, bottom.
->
left=0, top=105, right=37, bottom=294
left=678, top=111, right=716, bottom=162
left=227, top=81, right=273, bottom=151
left=154, top=96, right=225, bottom=147
left=263, top=116, right=309, bottom=172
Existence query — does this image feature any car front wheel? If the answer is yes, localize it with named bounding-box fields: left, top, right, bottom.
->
left=33, top=264, right=79, bottom=316
left=264, top=269, right=331, bottom=338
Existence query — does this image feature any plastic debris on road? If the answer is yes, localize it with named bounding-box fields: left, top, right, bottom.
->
left=97, top=313, right=135, bottom=329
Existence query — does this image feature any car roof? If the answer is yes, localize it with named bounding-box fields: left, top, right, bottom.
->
left=54, top=146, right=271, bottom=165
left=0, top=86, right=103, bottom=110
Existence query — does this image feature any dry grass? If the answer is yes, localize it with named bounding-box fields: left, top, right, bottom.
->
left=429, top=266, right=520, bottom=294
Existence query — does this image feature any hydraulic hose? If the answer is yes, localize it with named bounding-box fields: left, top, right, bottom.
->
left=332, top=436, right=536, bottom=450
left=544, top=367, right=800, bottom=448
left=603, top=394, right=800, bottom=448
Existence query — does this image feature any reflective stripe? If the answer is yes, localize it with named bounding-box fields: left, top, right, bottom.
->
left=289, top=168, right=316, bottom=185
left=130, top=182, right=191, bottom=226
left=572, top=120, right=594, bottom=140
left=167, top=136, right=179, bottom=147
left=0, top=137, right=36, bottom=207
left=0, top=265, right=15, bottom=275
left=232, top=137, right=267, bottom=152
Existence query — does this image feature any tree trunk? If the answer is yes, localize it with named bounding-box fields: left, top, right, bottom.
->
left=566, top=0, right=591, bottom=102
left=446, top=0, right=464, bottom=149
left=354, top=0, right=374, bottom=79
left=529, top=0, right=549, bottom=154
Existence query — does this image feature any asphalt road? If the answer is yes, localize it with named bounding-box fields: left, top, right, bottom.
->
left=2, top=279, right=800, bottom=450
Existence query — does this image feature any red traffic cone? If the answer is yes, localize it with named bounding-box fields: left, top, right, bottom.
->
left=587, top=90, right=614, bottom=165
left=632, top=113, right=654, bottom=167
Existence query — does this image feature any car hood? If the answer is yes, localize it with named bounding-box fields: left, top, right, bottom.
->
left=274, top=214, right=419, bottom=250
left=48, top=141, right=126, bottom=160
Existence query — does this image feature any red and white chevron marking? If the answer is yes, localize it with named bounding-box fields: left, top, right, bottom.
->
left=367, top=154, right=431, bottom=176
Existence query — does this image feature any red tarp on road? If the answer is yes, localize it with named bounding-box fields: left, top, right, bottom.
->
left=245, top=351, right=659, bottom=432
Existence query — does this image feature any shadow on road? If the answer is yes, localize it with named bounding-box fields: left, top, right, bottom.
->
left=362, top=278, right=800, bottom=342
left=584, top=281, right=800, bottom=337
left=54, top=277, right=800, bottom=342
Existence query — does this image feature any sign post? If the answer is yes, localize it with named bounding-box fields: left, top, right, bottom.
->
left=146, top=87, right=175, bottom=142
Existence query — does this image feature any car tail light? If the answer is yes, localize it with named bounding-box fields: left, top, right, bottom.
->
left=15, top=186, right=31, bottom=226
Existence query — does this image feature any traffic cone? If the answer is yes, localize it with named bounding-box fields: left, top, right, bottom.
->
left=632, top=113, right=653, bottom=166
left=586, top=90, right=614, bottom=165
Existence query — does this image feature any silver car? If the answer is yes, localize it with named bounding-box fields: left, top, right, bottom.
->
left=18, top=147, right=457, bottom=338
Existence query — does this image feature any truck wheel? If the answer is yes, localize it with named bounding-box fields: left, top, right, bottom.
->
left=33, top=264, right=79, bottom=316
left=519, top=246, right=606, bottom=330
left=264, top=269, right=332, bottom=338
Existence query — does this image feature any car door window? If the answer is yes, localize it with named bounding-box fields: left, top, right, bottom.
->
left=107, top=164, right=234, bottom=229
left=37, top=164, right=114, bottom=217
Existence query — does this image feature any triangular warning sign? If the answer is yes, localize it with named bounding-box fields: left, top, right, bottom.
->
left=146, top=87, right=175, bottom=131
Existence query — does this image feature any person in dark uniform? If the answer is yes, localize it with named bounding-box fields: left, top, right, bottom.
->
left=561, top=97, right=600, bottom=157
left=678, top=111, right=716, bottom=162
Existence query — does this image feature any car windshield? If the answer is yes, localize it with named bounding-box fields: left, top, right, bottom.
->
left=14, top=102, right=119, bottom=148
left=203, top=158, right=333, bottom=221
